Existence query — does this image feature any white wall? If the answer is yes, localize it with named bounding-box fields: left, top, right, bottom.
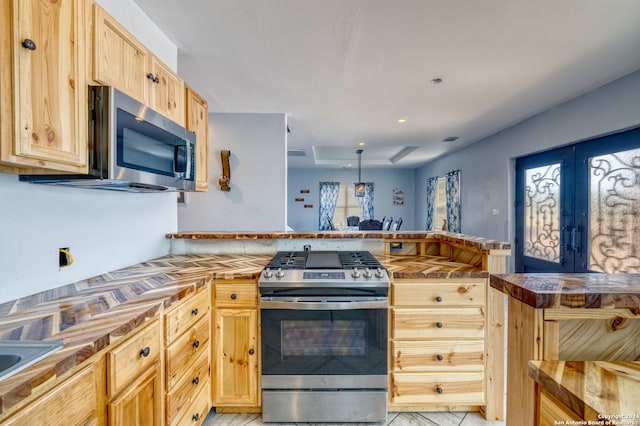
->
left=96, top=0, right=177, bottom=71
left=287, top=168, right=416, bottom=231
left=178, top=113, right=288, bottom=231
left=415, top=69, right=640, bottom=246
left=0, top=0, right=179, bottom=304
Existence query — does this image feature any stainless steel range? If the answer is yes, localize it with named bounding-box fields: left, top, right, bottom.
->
left=259, top=250, right=389, bottom=423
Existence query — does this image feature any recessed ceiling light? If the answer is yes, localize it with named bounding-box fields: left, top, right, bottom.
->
left=347, top=163, right=353, bottom=167
left=443, top=136, right=459, bottom=142
left=397, top=118, right=407, bottom=124
left=358, top=141, right=365, bottom=146
left=430, top=78, right=443, bottom=84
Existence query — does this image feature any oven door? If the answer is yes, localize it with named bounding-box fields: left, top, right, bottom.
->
left=260, top=296, right=387, bottom=389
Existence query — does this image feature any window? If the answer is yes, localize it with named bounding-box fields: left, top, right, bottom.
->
left=433, top=177, right=447, bottom=230
left=333, top=184, right=361, bottom=226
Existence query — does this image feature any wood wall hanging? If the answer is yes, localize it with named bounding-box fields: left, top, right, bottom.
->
left=219, top=150, right=231, bottom=191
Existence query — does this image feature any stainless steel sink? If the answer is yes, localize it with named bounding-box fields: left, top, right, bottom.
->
left=0, top=340, right=65, bottom=381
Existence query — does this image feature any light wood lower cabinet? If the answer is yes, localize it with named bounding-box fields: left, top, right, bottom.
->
left=164, top=286, right=211, bottom=426
left=390, top=279, right=492, bottom=413
left=212, top=280, right=260, bottom=409
left=106, top=318, right=162, bottom=426
left=1, top=364, right=98, bottom=426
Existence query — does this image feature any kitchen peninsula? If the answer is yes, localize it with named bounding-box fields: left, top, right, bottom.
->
left=0, top=231, right=510, bottom=424
left=491, top=273, right=640, bottom=425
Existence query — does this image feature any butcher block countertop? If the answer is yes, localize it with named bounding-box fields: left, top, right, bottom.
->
left=166, top=230, right=512, bottom=252
left=0, top=252, right=485, bottom=413
left=490, top=273, right=640, bottom=309
left=529, top=360, right=640, bottom=418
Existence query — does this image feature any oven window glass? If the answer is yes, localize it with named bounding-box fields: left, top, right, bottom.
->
left=282, top=320, right=366, bottom=356
left=262, top=309, right=387, bottom=376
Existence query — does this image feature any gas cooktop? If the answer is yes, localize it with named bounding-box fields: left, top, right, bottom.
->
left=264, top=251, right=383, bottom=270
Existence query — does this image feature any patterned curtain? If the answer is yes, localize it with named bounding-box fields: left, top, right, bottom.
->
left=358, top=183, right=374, bottom=220
left=425, top=177, right=438, bottom=230
left=318, top=182, right=340, bottom=230
left=445, top=170, right=461, bottom=232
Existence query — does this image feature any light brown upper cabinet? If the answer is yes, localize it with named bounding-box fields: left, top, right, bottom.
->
left=186, top=86, right=209, bottom=191
left=0, top=0, right=88, bottom=173
left=93, top=4, right=185, bottom=125
left=92, top=4, right=150, bottom=105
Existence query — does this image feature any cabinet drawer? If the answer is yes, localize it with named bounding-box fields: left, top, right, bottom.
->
left=166, top=315, right=210, bottom=390
left=3, top=365, right=96, bottom=426
left=108, top=319, right=160, bottom=397
left=215, top=283, right=257, bottom=307
left=391, top=372, right=485, bottom=405
left=166, top=351, right=210, bottom=425
left=165, top=288, right=209, bottom=344
left=170, top=385, right=210, bottom=426
left=391, top=340, right=485, bottom=372
left=392, top=308, right=484, bottom=340
left=392, top=281, right=485, bottom=307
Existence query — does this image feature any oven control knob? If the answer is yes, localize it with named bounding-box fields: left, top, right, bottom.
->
left=375, top=268, right=385, bottom=278
left=263, top=268, right=273, bottom=278
left=275, top=268, right=285, bottom=278
left=351, top=268, right=361, bottom=278
left=363, top=268, right=372, bottom=278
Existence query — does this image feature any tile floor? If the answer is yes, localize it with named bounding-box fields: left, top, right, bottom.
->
left=202, top=410, right=506, bottom=425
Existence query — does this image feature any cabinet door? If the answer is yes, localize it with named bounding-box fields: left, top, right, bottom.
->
left=108, top=362, right=162, bottom=426
left=186, top=86, right=209, bottom=192
left=149, top=56, right=185, bottom=124
left=213, top=308, right=259, bottom=406
left=93, top=4, right=149, bottom=104
left=9, top=0, right=87, bottom=170
left=2, top=364, right=97, bottom=426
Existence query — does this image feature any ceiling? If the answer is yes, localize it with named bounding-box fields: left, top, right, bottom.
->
left=133, top=0, right=640, bottom=169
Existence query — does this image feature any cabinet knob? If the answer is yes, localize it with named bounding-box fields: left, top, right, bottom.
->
left=248, top=348, right=255, bottom=355
left=22, top=38, right=37, bottom=50
left=192, top=308, right=199, bottom=316
left=230, top=293, right=237, bottom=300
left=192, top=376, right=199, bottom=385
left=192, top=413, right=200, bottom=421
left=139, top=346, right=150, bottom=357
left=436, top=354, right=444, bottom=361
left=193, top=340, right=200, bottom=348
left=435, top=296, right=442, bottom=302
left=436, top=386, right=443, bottom=394
left=146, top=72, right=159, bottom=83
left=436, top=322, right=443, bottom=328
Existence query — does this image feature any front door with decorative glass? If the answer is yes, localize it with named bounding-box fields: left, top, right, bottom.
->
left=515, top=127, right=640, bottom=273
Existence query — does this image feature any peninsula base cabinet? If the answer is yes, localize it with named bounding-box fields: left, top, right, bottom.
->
left=212, top=280, right=260, bottom=411
left=389, top=278, right=503, bottom=420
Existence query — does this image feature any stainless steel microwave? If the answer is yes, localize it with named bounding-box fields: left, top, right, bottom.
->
left=21, top=86, right=196, bottom=192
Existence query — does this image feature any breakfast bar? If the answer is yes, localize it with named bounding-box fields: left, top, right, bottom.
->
left=490, top=273, right=640, bottom=425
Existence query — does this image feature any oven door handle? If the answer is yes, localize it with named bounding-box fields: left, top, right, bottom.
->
left=260, top=297, right=388, bottom=310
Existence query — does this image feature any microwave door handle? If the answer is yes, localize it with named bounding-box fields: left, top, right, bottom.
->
left=174, top=143, right=187, bottom=174
left=260, top=298, right=388, bottom=310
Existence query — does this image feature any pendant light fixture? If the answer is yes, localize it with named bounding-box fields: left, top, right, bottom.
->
left=354, top=149, right=365, bottom=197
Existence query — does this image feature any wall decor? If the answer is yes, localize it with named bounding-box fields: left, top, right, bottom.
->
left=304, top=204, right=313, bottom=208
left=393, top=188, right=405, bottom=205
left=219, top=150, right=231, bottom=191
left=295, top=197, right=304, bottom=202
left=300, top=189, right=310, bottom=194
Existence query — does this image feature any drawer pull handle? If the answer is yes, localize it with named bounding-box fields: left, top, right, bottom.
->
left=436, top=322, right=443, bottom=328
left=230, top=293, right=237, bottom=300
left=192, top=308, right=199, bottom=316
left=435, top=296, right=442, bottom=302
left=139, top=347, right=150, bottom=357
left=248, top=348, right=255, bottom=355
left=193, top=376, right=199, bottom=385
left=436, top=354, right=443, bottom=361
left=192, top=413, right=200, bottom=421
left=22, top=38, right=37, bottom=50
left=193, top=340, right=200, bottom=349
left=436, top=386, right=443, bottom=394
